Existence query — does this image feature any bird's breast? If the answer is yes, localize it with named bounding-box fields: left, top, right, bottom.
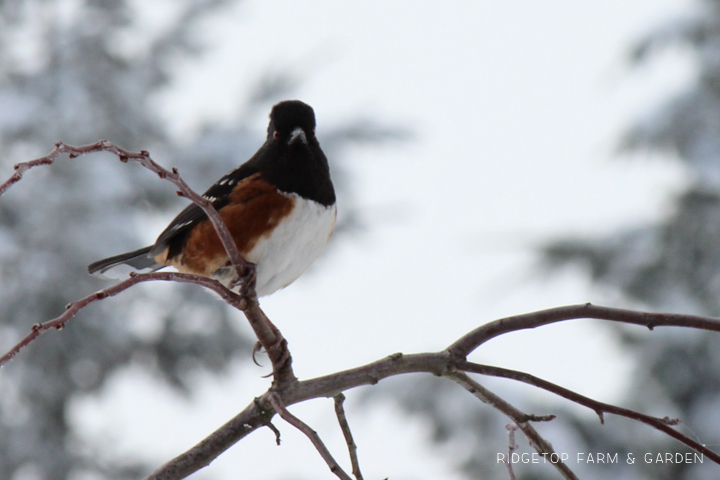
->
left=232, top=193, right=336, bottom=297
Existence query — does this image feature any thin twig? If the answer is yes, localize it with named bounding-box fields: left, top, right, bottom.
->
left=505, top=424, right=518, bottom=480
left=447, top=372, right=579, bottom=480
left=267, top=392, right=353, bottom=480
left=0, top=271, right=246, bottom=368
left=267, top=422, right=282, bottom=446
left=0, top=156, right=54, bottom=196
left=448, top=303, right=720, bottom=359
left=333, top=394, right=364, bottom=480
left=454, top=361, right=720, bottom=462
left=0, top=141, right=248, bottom=281
left=254, top=397, right=282, bottom=445
left=0, top=141, right=294, bottom=380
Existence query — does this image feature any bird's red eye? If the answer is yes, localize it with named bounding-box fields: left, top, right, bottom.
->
left=312, top=130, right=316, bottom=138
left=273, top=131, right=279, bottom=140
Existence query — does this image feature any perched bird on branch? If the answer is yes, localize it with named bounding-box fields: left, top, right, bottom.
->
left=88, top=100, right=336, bottom=297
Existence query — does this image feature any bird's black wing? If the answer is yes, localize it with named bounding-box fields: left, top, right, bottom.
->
left=149, top=159, right=262, bottom=258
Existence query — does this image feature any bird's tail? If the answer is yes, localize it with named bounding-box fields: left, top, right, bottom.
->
left=87, top=246, right=163, bottom=279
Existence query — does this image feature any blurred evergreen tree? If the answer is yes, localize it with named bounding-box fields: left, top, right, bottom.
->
left=0, top=1, right=406, bottom=479
left=379, top=2, right=720, bottom=480
left=541, top=1, right=720, bottom=479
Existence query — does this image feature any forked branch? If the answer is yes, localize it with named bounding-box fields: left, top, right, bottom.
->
left=0, top=141, right=293, bottom=381
left=1, top=141, right=248, bottom=279
left=0, top=272, right=246, bottom=367
left=4, top=143, right=720, bottom=479
left=268, top=392, right=353, bottom=480
left=448, top=371, right=578, bottom=480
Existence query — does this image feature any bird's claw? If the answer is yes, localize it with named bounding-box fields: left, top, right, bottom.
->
left=230, top=262, right=257, bottom=297
left=252, top=341, right=264, bottom=367
left=252, top=334, right=291, bottom=377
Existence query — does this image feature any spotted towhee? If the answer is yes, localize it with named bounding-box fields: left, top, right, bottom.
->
left=88, top=100, right=336, bottom=297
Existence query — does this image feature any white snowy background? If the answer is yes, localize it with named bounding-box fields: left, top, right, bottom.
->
left=43, top=0, right=696, bottom=478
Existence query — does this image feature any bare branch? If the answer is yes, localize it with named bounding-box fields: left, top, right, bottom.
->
left=143, top=353, right=442, bottom=480
left=448, top=303, right=720, bottom=359
left=0, top=271, right=246, bottom=368
left=0, top=141, right=295, bottom=380
left=505, top=424, right=518, bottom=480
left=267, top=392, right=353, bottom=480
left=447, top=372, right=579, bottom=480
left=334, top=393, right=364, bottom=480
left=145, top=337, right=720, bottom=479
left=0, top=141, right=249, bottom=282
left=0, top=151, right=55, bottom=196
left=7, top=147, right=720, bottom=478
left=145, top=400, right=265, bottom=480
left=455, top=361, right=720, bottom=463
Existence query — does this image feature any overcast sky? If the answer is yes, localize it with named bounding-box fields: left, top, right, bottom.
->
left=73, top=1, right=694, bottom=479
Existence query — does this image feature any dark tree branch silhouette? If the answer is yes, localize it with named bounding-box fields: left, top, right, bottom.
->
left=505, top=424, right=519, bottom=480
left=2, top=143, right=720, bottom=480
left=268, top=392, right=354, bottom=480
left=334, top=393, right=365, bottom=480
left=0, top=141, right=294, bottom=383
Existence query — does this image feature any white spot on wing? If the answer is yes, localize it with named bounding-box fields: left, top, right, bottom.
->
left=171, top=220, right=193, bottom=232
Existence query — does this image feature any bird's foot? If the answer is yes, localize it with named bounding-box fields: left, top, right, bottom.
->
left=231, top=262, right=257, bottom=298
left=252, top=334, right=292, bottom=379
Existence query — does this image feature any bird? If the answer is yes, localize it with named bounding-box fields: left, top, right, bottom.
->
left=88, top=100, right=336, bottom=297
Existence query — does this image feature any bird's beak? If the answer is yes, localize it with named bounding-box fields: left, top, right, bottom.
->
left=288, top=127, right=307, bottom=145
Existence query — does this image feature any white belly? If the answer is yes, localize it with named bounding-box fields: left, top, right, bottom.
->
left=240, top=194, right=336, bottom=297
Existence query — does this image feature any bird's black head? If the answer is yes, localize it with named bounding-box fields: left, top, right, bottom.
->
left=267, top=100, right=317, bottom=145
left=257, top=100, right=334, bottom=206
